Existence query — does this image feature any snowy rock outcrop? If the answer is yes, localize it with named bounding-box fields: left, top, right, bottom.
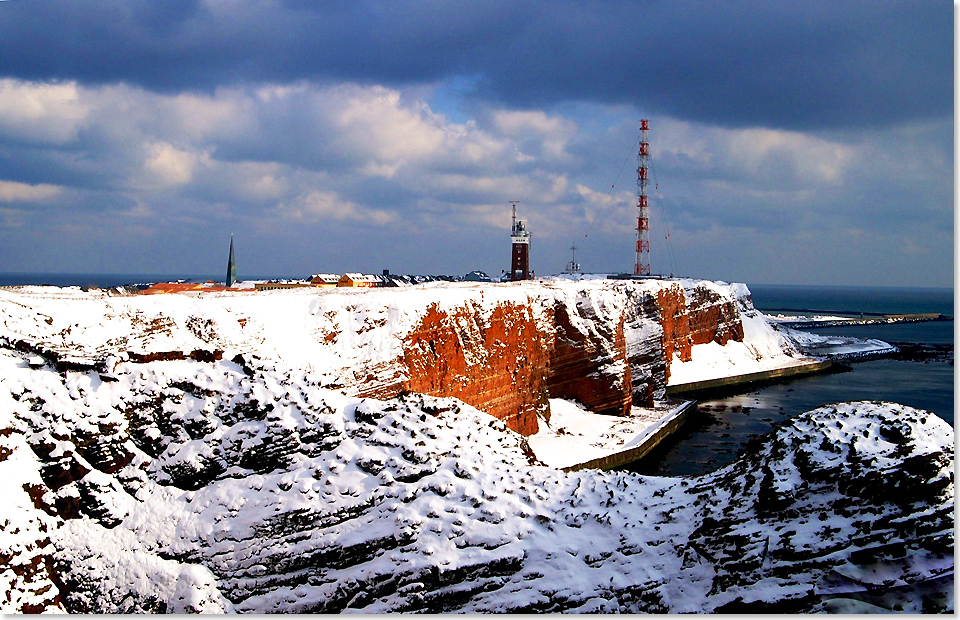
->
left=0, top=279, right=806, bottom=436
left=0, top=340, right=953, bottom=613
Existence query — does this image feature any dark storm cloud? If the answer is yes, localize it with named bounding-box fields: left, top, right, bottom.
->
left=0, top=0, right=950, bottom=131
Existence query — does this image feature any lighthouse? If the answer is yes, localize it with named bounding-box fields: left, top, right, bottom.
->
left=509, top=201, right=530, bottom=281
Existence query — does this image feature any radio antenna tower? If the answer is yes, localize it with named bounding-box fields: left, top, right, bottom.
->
left=565, top=243, right=580, bottom=274
left=634, top=119, right=651, bottom=276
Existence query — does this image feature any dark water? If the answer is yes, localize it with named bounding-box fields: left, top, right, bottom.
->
left=0, top=272, right=224, bottom=288
left=748, top=283, right=954, bottom=318
left=627, top=284, right=955, bottom=477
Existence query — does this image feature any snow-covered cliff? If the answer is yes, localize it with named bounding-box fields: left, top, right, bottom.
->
left=0, top=278, right=809, bottom=436
left=0, top=279, right=952, bottom=613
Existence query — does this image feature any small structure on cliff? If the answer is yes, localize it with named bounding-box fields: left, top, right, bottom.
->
left=226, top=234, right=237, bottom=288
left=311, top=274, right=341, bottom=286
left=564, top=244, right=580, bottom=275
left=510, top=201, right=531, bottom=281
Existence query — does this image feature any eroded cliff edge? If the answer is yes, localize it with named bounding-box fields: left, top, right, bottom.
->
left=0, top=278, right=796, bottom=436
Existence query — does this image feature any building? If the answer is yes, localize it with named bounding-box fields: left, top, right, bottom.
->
left=254, top=280, right=308, bottom=292
left=141, top=281, right=235, bottom=295
left=337, top=273, right=384, bottom=288
left=310, top=274, right=341, bottom=286
left=463, top=270, right=492, bottom=282
left=509, top=201, right=531, bottom=281
left=254, top=273, right=342, bottom=291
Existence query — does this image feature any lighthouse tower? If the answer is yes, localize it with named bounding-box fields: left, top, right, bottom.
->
left=509, top=201, right=530, bottom=281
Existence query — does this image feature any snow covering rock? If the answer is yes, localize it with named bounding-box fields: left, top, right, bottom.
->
left=777, top=324, right=898, bottom=360
left=666, top=280, right=817, bottom=387
left=0, top=279, right=816, bottom=438
left=0, top=281, right=946, bottom=613
left=0, top=338, right=952, bottom=612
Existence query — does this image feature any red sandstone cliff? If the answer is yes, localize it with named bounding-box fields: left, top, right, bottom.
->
left=0, top=279, right=760, bottom=438
left=655, top=283, right=744, bottom=385
left=398, top=302, right=551, bottom=436
left=345, top=280, right=753, bottom=436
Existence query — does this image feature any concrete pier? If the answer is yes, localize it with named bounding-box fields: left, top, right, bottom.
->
left=665, top=359, right=834, bottom=397
left=560, top=399, right=698, bottom=472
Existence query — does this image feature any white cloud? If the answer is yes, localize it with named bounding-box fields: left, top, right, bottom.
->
left=335, top=86, right=446, bottom=162
left=142, top=142, right=204, bottom=187
left=723, top=127, right=855, bottom=184
left=319, top=84, right=518, bottom=176
left=655, top=118, right=857, bottom=186
left=0, top=79, right=90, bottom=144
left=0, top=180, right=63, bottom=202
left=275, top=190, right=396, bottom=226
left=491, top=109, right=577, bottom=163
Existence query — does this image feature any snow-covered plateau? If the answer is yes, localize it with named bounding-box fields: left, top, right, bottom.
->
left=0, top=279, right=951, bottom=612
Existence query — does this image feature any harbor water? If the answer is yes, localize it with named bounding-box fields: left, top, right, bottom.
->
left=626, top=284, right=954, bottom=477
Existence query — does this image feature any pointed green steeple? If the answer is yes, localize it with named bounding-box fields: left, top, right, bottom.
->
left=226, top=234, right=237, bottom=287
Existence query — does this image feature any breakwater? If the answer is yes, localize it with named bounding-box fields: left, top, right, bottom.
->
left=665, top=359, right=834, bottom=397
left=559, top=399, right=698, bottom=472
left=775, top=312, right=952, bottom=329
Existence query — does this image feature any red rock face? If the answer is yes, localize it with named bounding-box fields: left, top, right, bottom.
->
left=685, top=287, right=744, bottom=347
left=396, top=302, right=551, bottom=436
left=354, top=296, right=638, bottom=435
left=655, top=283, right=745, bottom=385
left=657, top=286, right=694, bottom=370
left=351, top=282, right=749, bottom=437
left=547, top=301, right=633, bottom=419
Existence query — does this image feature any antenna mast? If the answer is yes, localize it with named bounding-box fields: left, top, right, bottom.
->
left=634, top=120, right=651, bottom=276
left=565, top=243, right=580, bottom=274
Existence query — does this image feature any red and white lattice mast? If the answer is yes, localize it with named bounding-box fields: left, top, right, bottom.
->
left=634, top=119, right=651, bottom=276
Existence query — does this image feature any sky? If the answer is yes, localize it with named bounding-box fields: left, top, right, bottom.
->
left=0, top=0, right=952, bottom=287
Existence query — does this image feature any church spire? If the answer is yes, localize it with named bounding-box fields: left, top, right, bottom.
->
left=226, top=234, right=237, bottom=287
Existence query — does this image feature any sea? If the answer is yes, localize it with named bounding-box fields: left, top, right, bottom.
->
left=1, top=273, right=954, bottom=478
left=627, top=283, right=955, bottom=477
left=0, top=273, right=227, bottom=288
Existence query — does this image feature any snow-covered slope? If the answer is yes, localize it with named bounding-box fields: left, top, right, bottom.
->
left=665, top=279, right=819, bottom=386
left=0, top=342, right=953, bottom=612
left=2, top=280, right=944, bottom=613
